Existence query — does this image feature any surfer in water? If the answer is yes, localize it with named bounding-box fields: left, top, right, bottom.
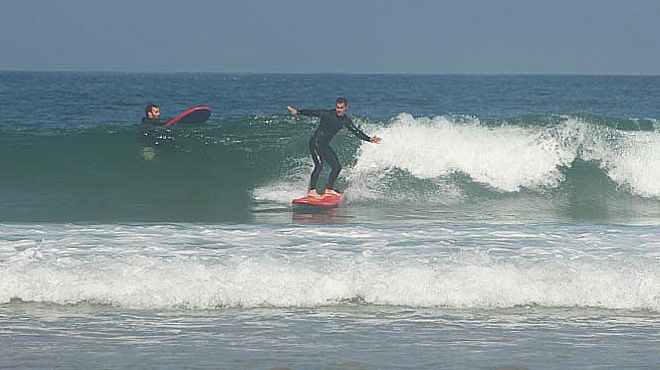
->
left=287, top=97, right=381, bottom=199
left=138, top=103, right=175, bottom=155
left=141, top=104, right=162, bottom=125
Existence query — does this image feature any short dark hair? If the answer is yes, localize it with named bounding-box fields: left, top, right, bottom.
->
left=145, top=104, right=159, bottom=116
left=336, top=97, right=348, bottom=105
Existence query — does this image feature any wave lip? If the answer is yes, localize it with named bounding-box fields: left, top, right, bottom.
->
left=603, top=132, right=660, bottom=198
left=347, top=114, right=660, bottom=199
left=353, top=114, right=571, bottom=192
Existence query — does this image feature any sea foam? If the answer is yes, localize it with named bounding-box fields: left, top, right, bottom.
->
left=2, top=251, right=658, bottom=311
left=349, top=114, right=660, bottom=198
left=1, top=224, right=658, bottom=311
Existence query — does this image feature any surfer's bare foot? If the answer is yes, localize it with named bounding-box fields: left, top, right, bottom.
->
left=308, top=189, right=322, bottom=199
left=324, top=189, right=340, bottom=196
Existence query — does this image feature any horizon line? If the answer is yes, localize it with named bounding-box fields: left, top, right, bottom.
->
left=1, top=68, right=659, bottom=77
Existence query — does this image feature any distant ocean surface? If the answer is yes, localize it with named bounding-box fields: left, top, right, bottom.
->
left=1, top=72, right=658, bottom=369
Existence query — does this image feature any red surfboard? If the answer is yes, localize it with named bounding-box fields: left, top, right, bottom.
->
left=164, top=106, right=211, bottom=126
left=292, top=193, right=343, bottom=208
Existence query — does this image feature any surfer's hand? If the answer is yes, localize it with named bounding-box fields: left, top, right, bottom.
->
left=370, top=136, right=382, bottom=144
left=287, top=106, right=298, bottom=115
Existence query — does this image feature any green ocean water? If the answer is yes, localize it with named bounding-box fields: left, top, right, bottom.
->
left=1, top=114, right=658, bottom=223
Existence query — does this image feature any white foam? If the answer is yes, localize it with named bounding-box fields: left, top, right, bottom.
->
left=601, top=131, right=660, bottom=198
left=1, top=251, right=658, bottom=311
left=1, top=224, right=658, bottom=311
left=350, top=115, right=660, bottom=199
left=350, top=114, right=573, bottom=193
left=252, top=157, right=311, bottom=203
left=549, top=117, right=660, bottom=198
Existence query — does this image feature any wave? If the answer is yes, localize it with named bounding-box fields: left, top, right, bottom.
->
left=1, top=114, right=659, bottom=222
left=257, top=114, right=660, bottom=202
left=2, top=248, right=658, bottom=311
left=1, top=223, right=658, bottom=312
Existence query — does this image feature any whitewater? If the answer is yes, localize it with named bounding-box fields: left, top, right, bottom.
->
left=2, top=223, right=659, bottom=311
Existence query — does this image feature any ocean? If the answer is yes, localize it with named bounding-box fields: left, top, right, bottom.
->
left=0, top=72, right=658, bottom=369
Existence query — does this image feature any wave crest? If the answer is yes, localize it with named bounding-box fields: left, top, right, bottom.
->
left=346, top=114, right=660, bottom=199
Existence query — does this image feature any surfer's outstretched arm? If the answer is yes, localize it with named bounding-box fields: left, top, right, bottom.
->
left=288, top=106, right=327, bottom=118
left=345, top=117, right=382, bottom=143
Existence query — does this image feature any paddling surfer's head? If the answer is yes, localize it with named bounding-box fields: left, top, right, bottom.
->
left=145, top=104, right=161, bottom=119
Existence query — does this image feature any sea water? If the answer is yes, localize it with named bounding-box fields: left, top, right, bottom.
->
left=0, top=72, right=659, bottom=369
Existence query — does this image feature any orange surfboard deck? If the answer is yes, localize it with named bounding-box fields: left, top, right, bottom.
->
left=292, top=193, right=343, bottom=208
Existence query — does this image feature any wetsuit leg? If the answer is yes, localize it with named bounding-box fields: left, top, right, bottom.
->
left=318, top=145, right=341, bottom=190
left=309, top=137, right=324, bottom=190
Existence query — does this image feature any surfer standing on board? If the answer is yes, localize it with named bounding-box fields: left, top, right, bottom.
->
left=287, top=97, right=381, bottom=199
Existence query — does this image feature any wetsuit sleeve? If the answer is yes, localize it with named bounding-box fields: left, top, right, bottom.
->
left=345, top=117, right=371, bottom=142
left=141, top=117, right=163, bottom=126
left=298, top=109, right=329, bottom=118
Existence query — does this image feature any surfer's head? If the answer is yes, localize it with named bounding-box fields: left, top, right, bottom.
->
left=145, top=104, right=161, bottom=119
left=335, top=97, right=348, bottom=116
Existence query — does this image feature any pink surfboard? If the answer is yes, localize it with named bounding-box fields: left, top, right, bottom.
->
left=163, top=106, right=211, bottom=126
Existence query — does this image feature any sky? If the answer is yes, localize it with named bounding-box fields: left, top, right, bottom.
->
left=1, top=0, right=659, bottom=74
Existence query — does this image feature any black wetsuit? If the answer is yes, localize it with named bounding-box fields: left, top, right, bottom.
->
left=138, top=117, right=175, bottom=149
left=299, top=109, right=371, bottom=191
left=140, top=117, right=162, bottom=126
